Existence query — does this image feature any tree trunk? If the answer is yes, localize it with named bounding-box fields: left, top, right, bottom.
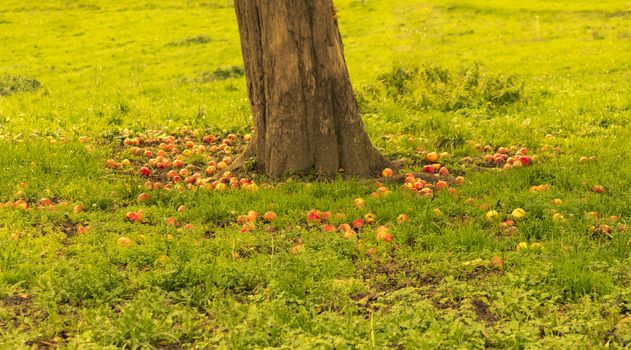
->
left=234, top=0, right=389, bottom=179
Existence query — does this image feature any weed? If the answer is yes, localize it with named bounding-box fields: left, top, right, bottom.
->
left=166, top=35, right=214, bottom=47
left=0, top=75, right=41, bottom=96
left=359, top=63, right=524, bottom=113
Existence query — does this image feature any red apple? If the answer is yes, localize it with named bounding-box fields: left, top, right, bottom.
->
left=77, top=226, right=89, bottom=235
left=420, top=188, right=433, bottom=197
left=435, top=181, right=449, bottom=191
left=592, top=185, right=605, bottom=193
left=240, top=221, right=255, bottom=233
left=376, top=230, right=393, bottom=242
left=166, top=217, right=178, bottom=226
left=263, top=211, right=277, bottom=222
left=352, top=219, right=365, bottom=229
left=126, top=211, right=143, bottom=222
left=322, top=224, right=336, bottom=232
left=203, top=135, right=217, bottom=144
left=307, top=209, right=321, bottom=222
left=38, top=198, right=53, bottom=207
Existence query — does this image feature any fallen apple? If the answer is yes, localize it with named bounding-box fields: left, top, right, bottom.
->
left=339, top=223, right=352, bottom=232
left=490, top=256, right=504, bottom=268
left=516, top=242, right=528, bottom=251
left=396, top=213, right=409, bottom=224
left=307, top=209, right=322, bottom=222
left=435, top=181, right=448, bottom=191
left=364, top=213, right=376, bottom=224
left=426, top=152, right=439, bottom=162
left=137, top=193, right=151, bottom=202
left=552, top=213, right=565, bottom=222
left=511, top=208, right=526, bottom=220
left=591, top=185, right=605, bottom=193
left=322, top=224, right=336, bottom=232
left=352, top=219, right=365, bottom=229
left=117, top=236, right=133, bottom=247
left=485, top=210, right=500, bottom=222
left=263, top=211, right=277, bottom=222
left=422, top=165, right=435, bottom=174
left=139, top=167, right=151, bottom=177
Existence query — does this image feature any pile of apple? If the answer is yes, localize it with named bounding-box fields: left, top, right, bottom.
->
left=586, top=212, right=627, bottom=238
left=460, top=143, right=562, bottom=170
left=401, top=172, right=463, bottom=197
left=415, top=151, right=452, bottom=175
left=462, top=145, right=536, bottom=169
left=381, top=151, right=465, bottom=197
left=105, top=129, right=258, bottom=192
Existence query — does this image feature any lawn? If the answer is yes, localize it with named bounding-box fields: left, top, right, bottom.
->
left=0, top=0, right=630, bottom=348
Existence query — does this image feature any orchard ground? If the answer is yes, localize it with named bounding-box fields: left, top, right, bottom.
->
left=1, top=0, right=630, bottom=348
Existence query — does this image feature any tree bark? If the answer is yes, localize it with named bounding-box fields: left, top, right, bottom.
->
left=234, top=0, right=389, bottom=179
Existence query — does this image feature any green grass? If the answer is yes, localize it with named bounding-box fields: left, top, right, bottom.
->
left=1, top=0, right=630, bottom=348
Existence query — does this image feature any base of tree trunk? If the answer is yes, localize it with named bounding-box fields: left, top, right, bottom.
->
left=230, top=141, right=393, bottom=180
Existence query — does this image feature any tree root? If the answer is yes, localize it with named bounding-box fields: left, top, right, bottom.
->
left=228, top=142, right=256, bottom=172
left=220, top=150, right=423, bottom=183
